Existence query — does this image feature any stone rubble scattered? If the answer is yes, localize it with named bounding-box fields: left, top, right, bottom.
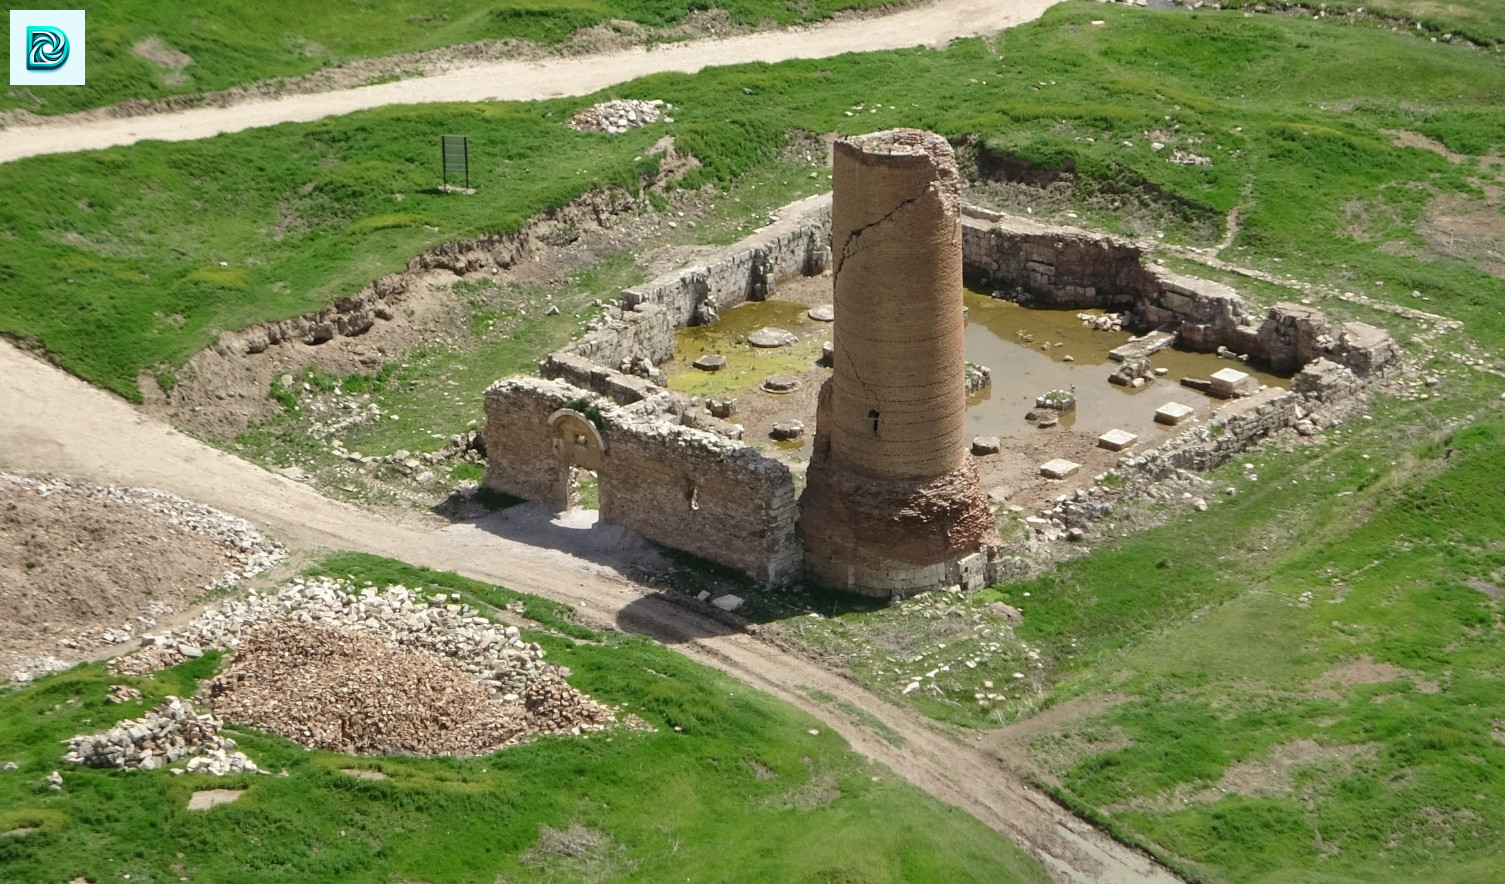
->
left=568, top=99, right=674, bottom=134
left=108, top=576, right=627, bottom=756
left=5, top=472, right=286, bottom=683
left=106, top=684, right=143, bottom=704
left=205, top=621, right=615, bottom=757
left=61, top=696, right=262, bottom=775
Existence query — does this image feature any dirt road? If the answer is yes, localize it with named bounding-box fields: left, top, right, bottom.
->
left=0, top=0, right=1056, bottom=165
left=0, top=336, right=1177, bottom=882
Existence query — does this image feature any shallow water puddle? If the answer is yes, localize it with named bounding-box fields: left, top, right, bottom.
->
left=661, top=289, right=1290, bottom=451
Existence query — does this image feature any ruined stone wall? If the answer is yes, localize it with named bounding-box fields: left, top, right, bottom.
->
left=1123, top=387, right=1301, bottom=478
left=481, top=379, right=576, bottom=506
left=621, top=192, right=833, bottom=326
left=960, top=212, right=1400, bottom=379
left=555, top=194, right=833, bottom=375
left=598, top=412, right=801, bottom=586
left=962, top=208, right=1150, bottom=311
left=482, top=378, right=800, bottom=585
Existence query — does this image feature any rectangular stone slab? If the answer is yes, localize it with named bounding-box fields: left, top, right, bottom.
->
left=1155, top=402, right=1195, bottom=425
left=1098, top=429, right=1139, bottom=451
left=1109, top=327, right=1177, bottom=362
left=1210, top=367, right=1258, bottom=398
left=1039, top=459, right=1082, bottom=480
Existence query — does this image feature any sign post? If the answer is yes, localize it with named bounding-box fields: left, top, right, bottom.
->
left=440, top=135, right=470, bottom=190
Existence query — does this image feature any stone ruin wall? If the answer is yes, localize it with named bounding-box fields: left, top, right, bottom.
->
left=482, top=378, right=802, bottom=585
left=961, top=207, right=1401, bottom=379
left=551, top=193, right=833, bottom=388
left=483, top=188, right=1404, bottom=592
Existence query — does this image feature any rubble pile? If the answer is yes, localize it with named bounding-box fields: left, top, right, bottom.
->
left=206, top=622, right=535, bottom=756
left=568, top=99, right=673, bottom=134
left=61, top=696, right=262, bottom=775
left=1, top=473, right=285, bottom=588
left=109, top=577, right=620, bottom=756
left=1077, top=311, right=1125, bottom=332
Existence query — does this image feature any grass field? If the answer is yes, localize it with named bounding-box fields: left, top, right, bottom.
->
left=5, top=2, right=1503, bottom=407
left=0, top=0, right=902, bottom=117
left=6, top=4, right=1505, bottom=880
left=0, top=553, right=1050, bottom=884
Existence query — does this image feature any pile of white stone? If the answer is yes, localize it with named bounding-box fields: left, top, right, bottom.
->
left=2, top=473, right=286, bottom=587
left=107, top=577, right=621, bottom=756
left=61, top=696, right=263, bottom=775
left=1078, top=311, right=1125, bottom=332
left=113, top=578, right=556, bottom=701
left=568, top=99, right=674, bottom=134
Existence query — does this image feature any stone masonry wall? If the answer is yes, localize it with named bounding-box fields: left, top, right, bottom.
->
left=483, top=378, right=801, bottom=585
left=556, top=193, right=833, bottom=376
left=598, top=410, right=802, bottom=586
left=961, top=210, right=1400, bottom=379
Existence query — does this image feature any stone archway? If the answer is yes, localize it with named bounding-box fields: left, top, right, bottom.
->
left=546, top=408, right=606, bottom=512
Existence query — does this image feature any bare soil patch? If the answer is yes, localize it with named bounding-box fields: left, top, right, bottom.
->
left=1420, top=190, right=1505, bottom=277
left=131, top=36, right=195, bottom=87
left=1309, top=654, right=1413, bottom=701
left=0, top=471, right=283, bottom=682
left=1384, top=129, right=1472, bottom=164
left=986, top=693, right=1135, bottom=786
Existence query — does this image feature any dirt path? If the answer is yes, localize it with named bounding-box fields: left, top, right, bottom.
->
left=0, top=337, right=1179, bottom=882
left=0, top=0, right=1056, bottom=165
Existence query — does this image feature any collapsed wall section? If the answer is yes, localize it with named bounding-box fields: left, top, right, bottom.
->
left=962, top=210, right=1400, bottom=379
left=551, top=193, right=833, bottom=385
left=482, top=378, right=801, bottom=585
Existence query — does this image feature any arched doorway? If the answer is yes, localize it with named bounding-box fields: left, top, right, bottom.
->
left=546, top=408, right=606, bottom=513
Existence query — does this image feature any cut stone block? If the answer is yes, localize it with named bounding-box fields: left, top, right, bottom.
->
left=1039, top=459, right=1082, bottom=480
left=971, top=436, right=1001, bottom=455
left=1155, top=402, right=1195, bottom=425
left=1098, top=429, right=1139, bottom=451
left=1209, top=367, right=1258, bottom=398
left=187, top=789, right=243, bottom=811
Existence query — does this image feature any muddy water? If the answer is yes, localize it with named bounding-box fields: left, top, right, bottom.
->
left=664, top=291, right=1290, bottom=451
left=962, top=290, right=1289, bottom=442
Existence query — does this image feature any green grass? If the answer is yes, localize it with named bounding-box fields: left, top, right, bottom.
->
left=5, top=2, right=1505, bottom=406
left=995, top=387, right=1505, bottom=884
left=0, top=0, right=904, bottom=117
left=0, top=553, right=1050, bottom=884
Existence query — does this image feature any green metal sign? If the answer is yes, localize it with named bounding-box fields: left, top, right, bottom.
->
left=441, top=134, right=470, bottom=189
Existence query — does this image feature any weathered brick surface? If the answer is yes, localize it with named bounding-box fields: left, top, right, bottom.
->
left=483, top=378, right=800, bottom=585
left=800, top=131, right=996, bottom=596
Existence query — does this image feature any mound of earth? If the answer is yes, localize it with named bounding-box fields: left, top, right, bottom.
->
left=117, top=576, right=622, bottom=756
left=0, top=471, right=284, bottom=682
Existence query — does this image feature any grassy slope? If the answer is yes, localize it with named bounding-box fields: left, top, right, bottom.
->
left=997, top=381, right=1505, bottom=884
left=5, top=3, right=1504, bottom=405
left=0, top=554, right=1049, bottom=884
left=2, top=0, right=900, bottom=116
left=1216, top=0, right=1505, bottom=47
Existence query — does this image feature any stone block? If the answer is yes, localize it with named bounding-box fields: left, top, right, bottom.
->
left=971, top=436, right=1002, bottom=455
left=1155, top=402, right=1195, bottom=425
left=1039, top=459, right=1082, bottom=480
left=1209, top=367, right=1258, bottom=398
left=1098, top=429, right=1138, bottom=451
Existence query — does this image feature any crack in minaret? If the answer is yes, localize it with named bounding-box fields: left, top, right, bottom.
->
left=832, top=188, right=928, bottom=278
